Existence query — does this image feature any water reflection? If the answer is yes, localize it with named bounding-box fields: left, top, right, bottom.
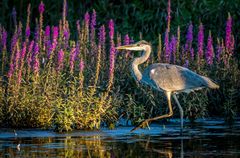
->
left=142, top=136, right=175, bottom=158
left=0, top=133, right=184, bottom=158
left=1, top=119, right=240, bottom=157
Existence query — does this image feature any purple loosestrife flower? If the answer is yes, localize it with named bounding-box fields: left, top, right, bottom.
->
left=76, top=42, right=80, bottom=57
left=9, top=49, right=21, bottom=80
left=63, top=28, right=70, bottom=49
left=108, top=19, right=116, bottom=91
left=124, top=34, right=130, bottom=58
left=8, top=63, right=14, bottom=78
left=206, top=32, right=214, bottom=65
left=109, top=45, right=116, bottom=80
left=190, top=48, right=194, bottom=60
left=109, top=19, right=114, bottom=41
left=221, top=39, right=227, bottom=66
left=18, top=42, right=27, bottom=84
left=45, top=26, right=50, bottom=37
left=8, top=28, right=19, bottom=78
left=78, top=58, right=84, bottom=95
left=79, top=58, right=84, bottom=72
left=225, top=13, right=232, bottom=53
left=69, top=47, right=76, bottom=73
left=34, top=26, right=39, bottom=42
left=230, top=35, right=235, bottom=54
left=25, top=26, right=30, bottom=38
left=164, top=30, right=170, bottom=63
left=62, top=0, right=67, bottom=25
left=1, top=29, right=7, bottom=73
left=216, top=39, right=222, bottom=63
left=117, top=34, right=121, bottom=47
left=38, top=1, right=45, bottom=14
left=11, top=31, right=18, bottom=52
left=27, top=40, right=34, bottom=71
left=167, top=0, right=171, bottom=32
left=2, top=30, right=7, bottom=49
left=108, top=19, right=115, bottom=56
left=8, top=39, right=19, bottom=79
left=14, top=50, right=21, bottom=72
left=84, top=12, right=90, bottom=29
left=183, top=59, right=189, bottom=68
left=84, top=12, right=90, bottom=41
left=90, top=9, right=96, bottom=42
left=124, top=34, right=130, bottom=45
left=98, top=25, right=106, bottom=47
left=57, top=49, right=64, bottom=72
left=28, top=40, right=35, bottom=53
left=53, top=26, right=59, bottom=42
left=185, top=23, right=193, bottom=51
left=25, top=4, right=31, bottom=39
left=33, top=43, right=40, bottom=74
left=76, top=20, right=81, bottom=37
left=44, top=26, right=50, bottom=46
left=38, top=1, right=44, bottom=47
left=186, top=23, right=193, bottom=43
left=20, top=42, right=27, bottom=60
left=198, top=23, right=204, bottom=59
left=116, top=34, right=121, bottom=55
left=171, top=36, right=177, bottom=52
left=169, top=35, right=177, bottom=63
left=17, top=24, right=22, bottom=38
left=48, top=26, right=59, bottom=58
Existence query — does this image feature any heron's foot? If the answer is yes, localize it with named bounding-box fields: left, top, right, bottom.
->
left=131, top=119, right=151, bottom=132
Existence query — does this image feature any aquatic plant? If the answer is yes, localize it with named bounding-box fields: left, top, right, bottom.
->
left=0, top=0, right=239, bottom=131
left=107, top=19, right=115, bottom=93
left=206, top=31, right=214, bottom=65
left=197, top=23, right=204, bottom=62
left=164, top=30, right=170, bottom=62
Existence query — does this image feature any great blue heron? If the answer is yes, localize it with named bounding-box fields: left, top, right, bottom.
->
left=116, top=40, right=219, bottom=132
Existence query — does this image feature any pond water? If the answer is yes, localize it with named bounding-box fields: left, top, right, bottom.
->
left=1, top=119, right=240, bottom=158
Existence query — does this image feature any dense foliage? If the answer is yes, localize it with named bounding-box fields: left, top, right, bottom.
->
left=0, top=0, right=239, bottom=131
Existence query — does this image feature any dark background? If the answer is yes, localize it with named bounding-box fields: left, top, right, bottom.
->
left=0, top=0, right=240, bottom=126
left=1, top=0, right=240, bottom=55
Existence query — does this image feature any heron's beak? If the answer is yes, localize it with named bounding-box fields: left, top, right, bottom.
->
left=116, top=44, right=135, bottom=50
left=116, top=44, right=141, bottom=51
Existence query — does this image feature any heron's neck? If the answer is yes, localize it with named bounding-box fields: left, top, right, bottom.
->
left=131, top=46, right=151, bottom=81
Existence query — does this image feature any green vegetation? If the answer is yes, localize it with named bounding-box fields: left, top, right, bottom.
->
left=0, top=0, right=239, bottom=131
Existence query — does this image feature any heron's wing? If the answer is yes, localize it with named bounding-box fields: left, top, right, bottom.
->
left=143, top=63, right=206, bottom=92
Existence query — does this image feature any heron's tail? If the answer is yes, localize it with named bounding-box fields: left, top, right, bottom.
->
left=201, top=76, right=220, bottom=89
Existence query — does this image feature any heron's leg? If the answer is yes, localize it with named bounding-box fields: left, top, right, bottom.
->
left=173, top=94, right=184, bottom=132
left=131, top=92, right=173, bottom=132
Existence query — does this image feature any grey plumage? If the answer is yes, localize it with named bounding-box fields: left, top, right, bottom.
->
left=116, top=40, right=219, bottom=132
left=142, top=63, right=219, bottom=93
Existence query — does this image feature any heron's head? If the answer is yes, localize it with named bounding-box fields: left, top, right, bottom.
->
left=116, top=40, right=151, bottom=51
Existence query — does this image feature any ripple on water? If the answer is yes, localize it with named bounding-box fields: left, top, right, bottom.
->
left=0, top=119, right=240, bottom=158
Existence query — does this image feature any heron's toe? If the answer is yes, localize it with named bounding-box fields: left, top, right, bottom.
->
left=140, top=120, right=150, bottom=129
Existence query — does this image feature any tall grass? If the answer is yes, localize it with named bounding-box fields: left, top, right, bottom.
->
left=0, top=0, right=239, bottom=131
left=0, top=1, right=120, bottom=131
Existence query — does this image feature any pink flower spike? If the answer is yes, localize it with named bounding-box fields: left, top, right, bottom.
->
left=79, top=58, right=84, bottom=72
left=206, top=32, right=214, bottom=65
left=38, top=1, right=45, bottom=14
left=57, top=49, right=64, bottom=72
left=108, top=19, right=114, bottom=41
left=225, top=13, right=232, bottom=53
left=197, top=23, right=204, bottom=59
left=69, top=47, right=77, bottom=73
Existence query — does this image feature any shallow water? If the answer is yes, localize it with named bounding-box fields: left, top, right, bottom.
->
left=1, top=119, right=240, bottom=158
